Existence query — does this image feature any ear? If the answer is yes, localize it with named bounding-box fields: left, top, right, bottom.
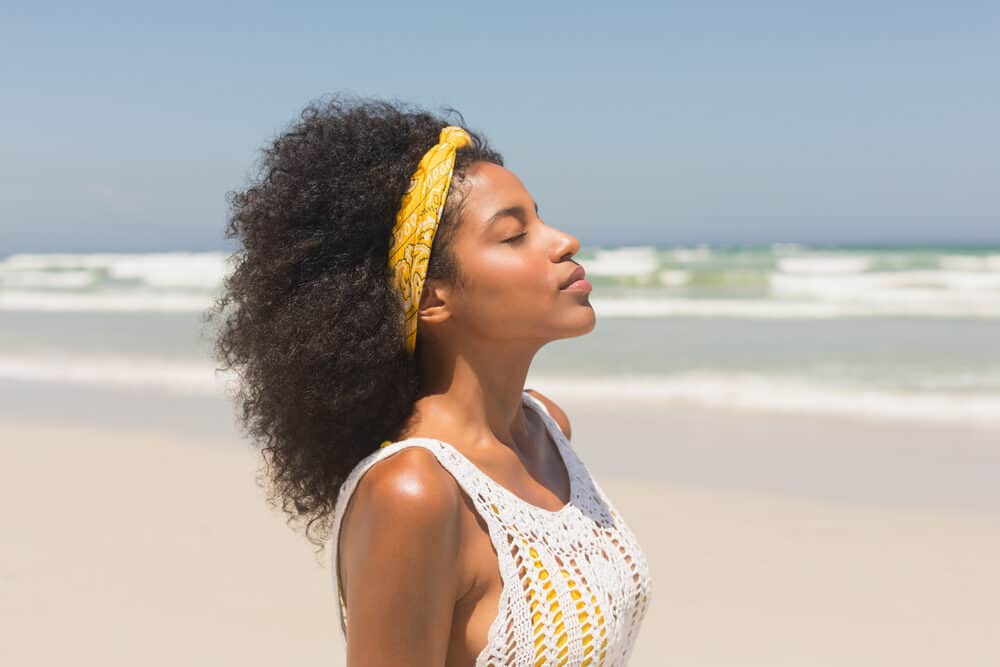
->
left=417, top=278, right=452, bottom=326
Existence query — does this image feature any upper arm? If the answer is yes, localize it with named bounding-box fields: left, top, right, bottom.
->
left=339, top=448, right=463, bottom=667
left=525, top=388, right=572, bottom=441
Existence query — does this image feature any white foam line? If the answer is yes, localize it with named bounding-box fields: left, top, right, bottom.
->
left=777, top=255, right=873, bottom=274
left=0, top=290, right=218, bottom=313
left=589, top=297, right=1000, bottom=318
left=3, top=290, right=999, bottom=318
left=0, top=353, right=234, bottom=397
left=3, top=291, right=999, bottom=317
left=1, top=353, right=998, bottom=428
left=528, top=374, right=1000, bottom=427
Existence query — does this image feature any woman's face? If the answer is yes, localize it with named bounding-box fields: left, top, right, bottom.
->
left=421, top=161, right=596, bottom=349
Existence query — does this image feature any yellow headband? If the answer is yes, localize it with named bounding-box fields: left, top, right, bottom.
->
left=387, top=125, right=472, bottom=356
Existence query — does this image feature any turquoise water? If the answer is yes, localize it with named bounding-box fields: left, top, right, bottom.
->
left=1, top=245, right=998, bottom=425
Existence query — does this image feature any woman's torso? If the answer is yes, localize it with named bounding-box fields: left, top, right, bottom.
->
left=330, top=391, right=653, bottom=666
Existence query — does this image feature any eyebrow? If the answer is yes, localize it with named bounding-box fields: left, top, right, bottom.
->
left=484, top=200, right=539, bottom=228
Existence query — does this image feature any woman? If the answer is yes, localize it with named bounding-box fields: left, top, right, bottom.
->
left=209, top=93, right=652, bottom=666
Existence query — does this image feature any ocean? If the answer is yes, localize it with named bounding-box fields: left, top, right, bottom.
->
left=2, top=244, right=999, bottom=428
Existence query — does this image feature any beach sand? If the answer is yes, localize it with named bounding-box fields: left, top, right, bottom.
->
left=3, top=405, right=999, bottom=666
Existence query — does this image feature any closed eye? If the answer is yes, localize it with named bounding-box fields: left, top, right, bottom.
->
left=503, top=232, right=528, bottom=244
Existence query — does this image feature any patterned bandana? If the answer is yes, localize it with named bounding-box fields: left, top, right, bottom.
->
left=387, top=125, right=473, bottom=358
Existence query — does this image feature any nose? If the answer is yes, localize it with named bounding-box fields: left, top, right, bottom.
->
left=552, top=227, right=581, bottom=262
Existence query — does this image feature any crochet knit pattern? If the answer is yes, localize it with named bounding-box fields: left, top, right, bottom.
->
left=330, top=390, right=653, bottom=666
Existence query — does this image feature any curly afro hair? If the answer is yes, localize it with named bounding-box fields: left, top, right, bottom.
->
left=203, top=92, right=504, bottom=551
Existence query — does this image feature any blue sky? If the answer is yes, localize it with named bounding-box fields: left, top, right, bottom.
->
left=2, top=1, right=998, bottom=252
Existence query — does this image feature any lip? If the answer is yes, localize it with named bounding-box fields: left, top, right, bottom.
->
left=559, top=264, right=589, bottom=291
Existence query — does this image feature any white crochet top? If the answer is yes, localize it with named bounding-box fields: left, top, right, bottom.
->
left=329, top=390, right=653, bottom=666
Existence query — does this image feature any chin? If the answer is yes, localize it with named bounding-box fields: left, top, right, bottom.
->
left=560, top=308, right=597, bottom=339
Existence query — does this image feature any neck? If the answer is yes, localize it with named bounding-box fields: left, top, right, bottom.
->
left=411, top=338, right=544, bottom=457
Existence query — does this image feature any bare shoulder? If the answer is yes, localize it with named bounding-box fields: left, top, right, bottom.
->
left=525, top=388, right=573, bottom=441
left=344, top=446, right=462, bottom=538
left=338, top=446, right=465, bottom=664
left=339, top=446, right=463, bottom=595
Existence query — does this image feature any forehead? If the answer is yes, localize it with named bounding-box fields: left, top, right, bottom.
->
left=455, top=162, right=531, bottom=218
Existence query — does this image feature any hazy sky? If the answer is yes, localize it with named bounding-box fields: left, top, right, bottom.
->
left=2, top=1, right=998, bottom=252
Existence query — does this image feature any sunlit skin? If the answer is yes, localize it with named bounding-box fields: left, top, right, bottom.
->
left=412, top=159, right=595, bottom=443
left=339, top=161, right=596, bottom=666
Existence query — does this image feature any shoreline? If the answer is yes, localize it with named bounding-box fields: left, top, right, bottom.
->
left=5, top=376, right=999, bottom=516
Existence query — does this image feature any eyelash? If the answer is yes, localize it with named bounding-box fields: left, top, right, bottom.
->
left=504, top=232, right=528, bottom=244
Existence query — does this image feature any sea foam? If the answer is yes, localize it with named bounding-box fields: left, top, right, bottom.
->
left=1, top=352, right=997, bottom=427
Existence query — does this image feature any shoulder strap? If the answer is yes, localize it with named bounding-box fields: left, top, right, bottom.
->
left=522, top=389, right=569, bottom=441
left=522, top=389, right=582, bottom=471
left=522, top=389, right=604, bottom=508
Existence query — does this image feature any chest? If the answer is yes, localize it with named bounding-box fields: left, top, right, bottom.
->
left=447, top=479, right=652, bottom=667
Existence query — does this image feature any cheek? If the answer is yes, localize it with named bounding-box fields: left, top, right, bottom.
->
left=463, top=252, right=553, bottom=312
left=476, top=251, right=546, bottom=295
